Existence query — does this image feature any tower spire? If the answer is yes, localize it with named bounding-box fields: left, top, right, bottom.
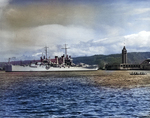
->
left=124, top=39, right=126, bottom=46
left=122, top=46, right=127, bottom=64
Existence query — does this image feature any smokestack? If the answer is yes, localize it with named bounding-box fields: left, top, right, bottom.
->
left=66, top=55, right=68, bottom=59
left=55, top=56, right=58, bottom=64
left=49, top=56, right=51, bottom=63
left=40, top=57, right=43, bottom=62
left=61, top=55, right=65, bottom=64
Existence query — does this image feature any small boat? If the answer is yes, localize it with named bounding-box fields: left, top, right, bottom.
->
left=130, top=72, right=147, bottom=75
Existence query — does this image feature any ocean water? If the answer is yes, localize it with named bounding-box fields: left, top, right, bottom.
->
left=0, top=75, right=150, bottom=118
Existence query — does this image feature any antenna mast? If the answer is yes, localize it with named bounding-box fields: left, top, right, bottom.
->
left=62, top=44, right=69, bottom=56
left=44, top=46, right=49, bottom=59
left=124, top=39, right=126, bottom=46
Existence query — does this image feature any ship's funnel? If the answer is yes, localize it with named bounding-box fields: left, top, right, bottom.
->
left=55, top=56, right=58, bottom=64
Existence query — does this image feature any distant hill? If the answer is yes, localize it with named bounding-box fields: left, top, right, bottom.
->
left=73, top=52, right=150, bottom=69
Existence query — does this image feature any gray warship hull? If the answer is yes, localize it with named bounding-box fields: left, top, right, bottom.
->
left=5, top=65, right=98, bottom=72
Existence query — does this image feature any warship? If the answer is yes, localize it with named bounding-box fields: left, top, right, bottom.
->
left=5, top=45, right=98, bottom=72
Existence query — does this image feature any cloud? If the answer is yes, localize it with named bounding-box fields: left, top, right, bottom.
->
left=2, top=27, right=150, bottom=61
left=69, top=38, right=123, bottom=56
left=134, top=8, right=150, bottom=14
left=0, top=0, right=9, bottom=7
left=24, top=24, right=95, bottom=46
left=32, top=52, right=42, bottom=57
left=1, top=1, right=150, bottom=61
left=0, top=0, right=9, bottom=19
left=4, top=3, right=96, bottom=28
left=0, top=0, right=10, bottom=25
left=68, top=30, right=150, bottom=57
left=0, top=24, right=95, bottom=60
left=124, top=31, right=150, bottom=51
left=137, top=18, right=150, bottom=21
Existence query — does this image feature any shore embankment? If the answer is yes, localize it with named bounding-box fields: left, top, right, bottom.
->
left=90, top=70, right=150, bottom=88
left=0, top=70, right=150, bottom=88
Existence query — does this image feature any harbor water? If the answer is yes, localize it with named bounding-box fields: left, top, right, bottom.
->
left=0, top=73, right=150, bottom=117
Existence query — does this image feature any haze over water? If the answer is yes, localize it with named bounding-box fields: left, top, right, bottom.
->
left=0, top=73, right=150, bottom=118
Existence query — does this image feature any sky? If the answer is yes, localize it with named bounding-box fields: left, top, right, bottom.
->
left=1, top=0, right=150, bottom=61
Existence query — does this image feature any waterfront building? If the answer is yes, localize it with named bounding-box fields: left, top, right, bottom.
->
left=140, top=59, right=150, bottom=70
left=105, top=46, right=141, bottom=70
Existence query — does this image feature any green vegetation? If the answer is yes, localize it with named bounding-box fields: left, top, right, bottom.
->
left=73, top=52, right=150, bottom=69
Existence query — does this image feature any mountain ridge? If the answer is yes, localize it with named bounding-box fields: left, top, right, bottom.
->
left=73, top=52, right=150, bottom=69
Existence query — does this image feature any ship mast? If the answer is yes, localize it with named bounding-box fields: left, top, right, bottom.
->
left=44, top=46, right=49, bottom=59
left=62, top=44, right=69, bottom=56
